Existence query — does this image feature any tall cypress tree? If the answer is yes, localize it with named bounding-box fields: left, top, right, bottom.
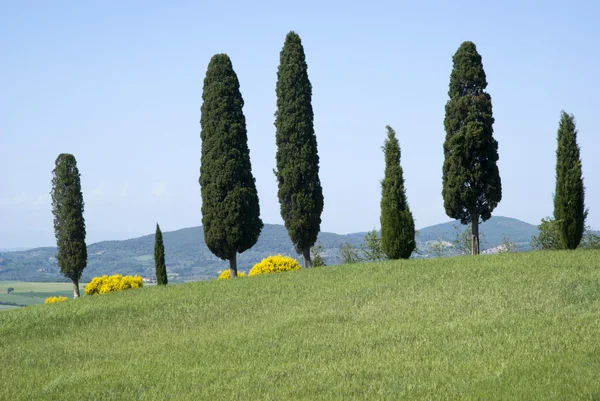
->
left=50, top=153, right=87, bottom=298
left=199, top=53, right=263, bottom=277
left=380, top=126, right=416, bottom=259
left=442, top=41, right=501, bottom=255
left=154, top=223, right=167, bottom=285
left=274, top=31, right=324, bottom=268
left=553, top=111, right=587, bottom=249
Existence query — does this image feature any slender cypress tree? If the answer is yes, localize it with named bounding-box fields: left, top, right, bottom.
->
left=380, top=126, right=416, bottom=259
left=199, top=53, right=263, bottom=277
left=553, top=111, right=587, bottom=249
left=50, top=153, right=87, bottom=298
left=274, top=31, right=324, bottom=268
left=154, top=223, right=167, bottom=285
left=442, top=41, right=501, bottom=255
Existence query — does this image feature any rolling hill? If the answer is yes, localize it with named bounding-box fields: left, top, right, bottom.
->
left=2, top=250, right=599, bottom=399
left=0, top=216, right=539, bottom=282
left=417, top=215, right=539, bottom=249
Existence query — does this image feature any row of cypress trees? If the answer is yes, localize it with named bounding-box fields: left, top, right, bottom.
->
left=441, top=41, right=587, bottom=254
left=49, top=154, right=167, bottom=298
left=199, top=31, right=325, bottom=276
left=48, top=38, right=589, bottom=296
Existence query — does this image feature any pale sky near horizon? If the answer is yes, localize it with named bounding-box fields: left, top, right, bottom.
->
left=1, top=0, right=599, bottom=248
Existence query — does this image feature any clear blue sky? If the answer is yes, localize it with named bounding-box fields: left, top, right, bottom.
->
left=1, top=0, right=599, bottom=248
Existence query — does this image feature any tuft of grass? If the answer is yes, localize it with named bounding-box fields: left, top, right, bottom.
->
left=1, top=250, right=600, bottom=400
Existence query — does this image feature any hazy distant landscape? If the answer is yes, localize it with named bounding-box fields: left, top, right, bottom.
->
left=0, top=216, right=539, bottom=282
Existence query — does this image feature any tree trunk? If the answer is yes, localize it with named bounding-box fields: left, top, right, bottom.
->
left=471, top=216, right=480, bottom=255
left=302, top=247, right=313, bottom=268
left=73, top=279, right=80, bottom=298
left=229, top=253, right=238, bottom=278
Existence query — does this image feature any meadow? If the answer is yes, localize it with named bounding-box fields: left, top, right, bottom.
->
left=0, top=281, right=75, bottom=308
left=1, top=250, right=599, bottom=400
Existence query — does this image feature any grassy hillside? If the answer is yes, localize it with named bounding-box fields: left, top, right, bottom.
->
left=0, top=217, right=538, bottom=282
left=1, top=250, right=599, bottom=400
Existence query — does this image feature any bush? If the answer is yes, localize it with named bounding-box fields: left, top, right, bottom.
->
left=248, top=255, right=301, bottom=276
left=45, top=296, right=68, bottom=304
left=217, top=270, right=246, bottom=280
left=339, top=242, right=362, bottom=264
left=311, top=243, right=327, bottom=267
left=84, top=274, right=143, bottom=295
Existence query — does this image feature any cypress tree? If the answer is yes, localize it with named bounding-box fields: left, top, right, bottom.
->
left=199, top=53, right=263, bottom=277
left=50, top=153, right=87, bottom=298
left=442, top=41, right=501, bottom=255
left=154, top=223, right=167, bottom=285
left=274, top=31, right=324, bottom=268
left=553, top=111, right=587, bottom=249
left=380, top=126, right=416, bottom=259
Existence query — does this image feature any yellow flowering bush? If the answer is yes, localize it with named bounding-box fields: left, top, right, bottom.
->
left=45, top=296, right=68, bottom=304
left=217, top=270, right=246, bottom=280
left=84, top=274, right=143, bottom=295
left=248, top=255, right=301, bottom=276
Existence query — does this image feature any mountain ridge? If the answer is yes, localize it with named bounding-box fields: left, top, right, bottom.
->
left=0, top=216, right=539, bottom=282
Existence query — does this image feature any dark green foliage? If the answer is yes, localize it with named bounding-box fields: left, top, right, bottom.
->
left=6, top=287, right=14, bottom=294
left=442, top=41, right=501, bottom=255
left=553, top=111, right=587, bottom=249
left=274, top=31, right=324, bottom=268
left=380, top=126, right=416, bottom=259
left=50, top=153, right=87, bottom=297
left=154, top=223, right=167, bottom=285
left=199, top=53, right=263, bottom=277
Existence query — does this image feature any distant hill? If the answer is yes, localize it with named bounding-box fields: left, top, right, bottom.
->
left=0, top=216, right=539, bottom=282
left=0, top=225, right=366, bottom=282
left=417, top=216, right=539, bottom=250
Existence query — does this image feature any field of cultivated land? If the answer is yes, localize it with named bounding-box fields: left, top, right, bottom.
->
left=1, top=250, right=599, bottom=400
left=0, top=281, right=75, bottom=308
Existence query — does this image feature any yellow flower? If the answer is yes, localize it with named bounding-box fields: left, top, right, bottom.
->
left=217, top=270, right=246, bottom=280
left=45, top=296, right=68, bottom=304
left=248, top=255, right=301, bottom=276
left=84, top=274, right=143, bottom=295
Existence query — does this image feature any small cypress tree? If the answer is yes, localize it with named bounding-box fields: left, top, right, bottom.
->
left=50, top=153, right=87, bottom=298
left=154, top=223, right=167, bottom=285
left=199, top=53, right=263, bottom=277
left=274, top=31, right=324, bottom=268
left=553, top=111, right=587, bottom=249
left=442, top=41, right=501, bottom=255
left=380, top=126, right=416, bottom=259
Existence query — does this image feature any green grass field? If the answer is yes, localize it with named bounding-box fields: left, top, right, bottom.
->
left=0, top=281, right=75, bottom=307
left=1, top=250, right=599, bottom=400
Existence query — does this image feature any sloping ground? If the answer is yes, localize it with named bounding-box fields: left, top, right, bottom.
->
left=1, top=250, right=599, bottom=400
